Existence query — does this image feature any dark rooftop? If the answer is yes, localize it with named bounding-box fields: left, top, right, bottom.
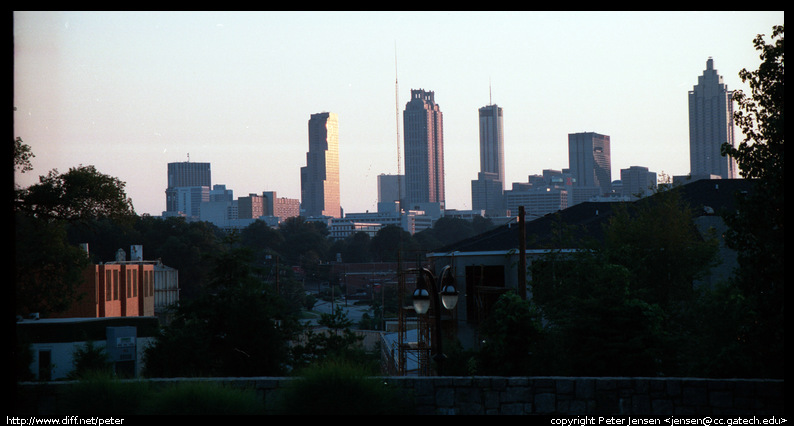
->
left=431, top=178, right=755, bottom=254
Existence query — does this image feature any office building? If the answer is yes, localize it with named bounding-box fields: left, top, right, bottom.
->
left=168, top=186, right=209, bottom=218
left=621, top=166, right=657, bottom=199
left=238, top=193, right=264, bottom=220
left=262, top=191, right=300, bottom=222
left=472, top=172, right=506, bottom=217
left=688, top=57, right=737, bottom=179
left=471, top=104, right=506, bottom=216
left=165, top=161, right=211, bottom=215
left=301, top=112, right=341, bottom=218
left=478, top=104, right=505, bottom=187
left=403, top=89, right=445, bottom=207
left=568, top=132, right=612, bottom=195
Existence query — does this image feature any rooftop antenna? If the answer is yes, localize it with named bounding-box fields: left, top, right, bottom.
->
left=489, top=77, right=492, bottom=105
left=187, top=153, right=190, bottom=162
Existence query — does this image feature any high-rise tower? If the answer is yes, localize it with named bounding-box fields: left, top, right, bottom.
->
left=568, top=132, right=612, bottom=195
left=478, top=104, right=505, bottom=188
left=403, top=89, right=444, bottom=207
left=471, top=103, right=506, bottom=216
left=301, top=112, right=341, bottom=218
left=688, top=57, right=737, bottom=179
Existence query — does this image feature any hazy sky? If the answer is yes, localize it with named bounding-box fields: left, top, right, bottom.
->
left=13, top=11, right=784, bottom=216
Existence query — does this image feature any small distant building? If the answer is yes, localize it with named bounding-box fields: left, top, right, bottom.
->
left=49, top=245, right=178, bottom=321
left=16, top=316, right=160, bottom=380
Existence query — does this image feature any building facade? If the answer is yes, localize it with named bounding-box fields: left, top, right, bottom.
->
left=165, top=161, right=211, bottom=214
left=568, top=132, right=612, bottom=196
left=478, top=104, right=505, bottom=187
left=621, top=166, right=657, bottom=199
left=688, top=57, right=737, bottom=179
left=301, top=112, right=341, bottom=218
left=471, top=104, right=506, bottom=216
left=262, top=191, right=300, bottom=222
left=404, top=89, right=445, bottom=207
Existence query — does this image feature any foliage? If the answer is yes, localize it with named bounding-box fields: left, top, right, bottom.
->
left=291, top=306, right=377, bottom=371
left=530, top=252, right=665, bottom=376
left=142, top=246, right=300, bottom=377
left=720, top=25, right=784, bottom=378
left=13, top=142, right=137, bottom=316
left=475, top=292, right=548, bottom=376
left=67, top=341, right=113, bottom=380
left=369, top=225, right=420, bottom=262
left=139, top=381, right=266, bottom=415
left=271, top=360, right=414, bottom=415
left=603, top=189, right=719, bottom=307
left=16, top=165, right=135, bottom=223
left=13, top=136, right=35, bottom=174
left=51, top=375, right=264, bottom=415
left=59, top=373, right=151, bottom=416
left=14, top=213, right=91, bottom=316
left=528, top=187, right=721, bottom=376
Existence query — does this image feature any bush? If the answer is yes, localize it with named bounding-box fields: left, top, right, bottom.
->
left=55, top=376, right=264, bottom=415
left=59, top=373, right=150, bottom=416
left=140, top=381, right=265, bottom=415
left=271, top=360, right=413, bottom=415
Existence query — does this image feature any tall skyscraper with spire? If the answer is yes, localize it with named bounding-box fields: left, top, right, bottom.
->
left=471, top=103, right=506, bottom=216
left=301, top=112, right=341, bottom=218
left=688, top=57, right=737, bottom=179
left=478, top=104, right=505, bottom=187
left=403, top=89, right=444, bottom=208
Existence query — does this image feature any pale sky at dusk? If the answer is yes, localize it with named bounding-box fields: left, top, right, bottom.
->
left=13, top=11, right=784, bottom=216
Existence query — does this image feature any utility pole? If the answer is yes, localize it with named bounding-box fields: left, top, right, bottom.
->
left=518, top=206, right=527, bottom=299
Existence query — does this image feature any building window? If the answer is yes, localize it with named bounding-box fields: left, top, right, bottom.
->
left=38, top=350, right=52, bottom=381
left=113, top=270, right=119, bottom=300
left=106, top=270, right=112, bottom=301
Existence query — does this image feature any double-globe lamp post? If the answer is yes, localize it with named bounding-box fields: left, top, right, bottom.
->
left=410, top=265, right=459, bottom=376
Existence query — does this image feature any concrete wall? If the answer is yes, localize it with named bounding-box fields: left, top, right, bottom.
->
left=17, top=376, right=784, bottom=416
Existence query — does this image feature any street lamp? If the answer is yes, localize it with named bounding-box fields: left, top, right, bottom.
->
left=410, top=265, right=458, bottom=375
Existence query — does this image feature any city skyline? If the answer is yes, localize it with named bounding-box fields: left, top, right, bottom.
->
left=13, top=11, right=783, bottom=216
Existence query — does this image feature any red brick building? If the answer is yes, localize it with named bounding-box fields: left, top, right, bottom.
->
left=52, top=262, right=155, bottom=319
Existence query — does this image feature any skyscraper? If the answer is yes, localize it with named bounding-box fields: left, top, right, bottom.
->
left=471, top=103, right=506, bottom=216
left=568, top=132, right=612, bottom=195
left=478, top=104, right=505, bottom=188
left=301, top=112, right=341, bottom=218
left=165, top=161, right=211, bottom=214
left=688, top=57, right=737, bottom=179
left=403, top=89, right=444, bottom=207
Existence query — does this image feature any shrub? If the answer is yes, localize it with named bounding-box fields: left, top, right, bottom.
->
left=140, top=381, right=265, bottom=415
left=271, top=360, right=413, bottom=415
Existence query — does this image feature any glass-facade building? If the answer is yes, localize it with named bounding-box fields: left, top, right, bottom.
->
left=568, top=132, right=612, bottom=196
left=301, top=112, right=341, bottom=218
left=403, top=89, right=444, bottom=207
left=688, top=57, right=737, bottom=179
left=165, top=161, right=211, bottom=214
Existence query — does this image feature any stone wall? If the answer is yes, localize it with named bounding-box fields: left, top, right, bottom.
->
left=17, top=376, right=784, bottom=416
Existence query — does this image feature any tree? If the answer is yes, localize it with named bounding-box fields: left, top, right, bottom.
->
left=291, top=306, right=374, bottom=371
left=720, top=25, right=784, bottom=378
left=604, top=189, right=719, bottom=308
left=142, top=246, right=300, bottom=377
left=14, top=136, right=35, bottom=174
left=14, top=143, right=137, bottom=316
left=476, top=292, right=548, bottom=376
left=15, top=213, right=91, bottom=316
left=16, top=165, right=135, bottom=223
left=370, top=225, right=419, bottom=262
left=528, top=187, right=720, bottom=376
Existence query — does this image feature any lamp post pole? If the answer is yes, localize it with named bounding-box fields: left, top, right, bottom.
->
left=411, top=265, right=458, bottom=376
